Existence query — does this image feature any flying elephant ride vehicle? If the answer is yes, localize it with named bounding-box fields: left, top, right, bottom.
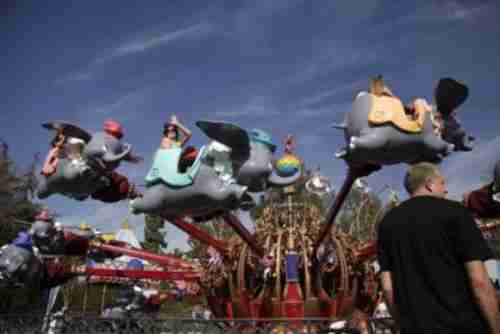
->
left=334, top=76, right=474, bottom=167
left=463, top=159, right=500, bottom=219
left=0, top=212, right=119, bottom=289
left=129, top=120, right=303, bottom=219
left=0, top=230, right=43, bottom=288
left=36, top=120, right=140, bottom=203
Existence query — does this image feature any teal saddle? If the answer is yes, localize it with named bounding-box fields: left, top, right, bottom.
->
left=145, top=147, right=205, bottom=187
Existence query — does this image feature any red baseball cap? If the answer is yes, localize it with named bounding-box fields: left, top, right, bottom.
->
left=104, top=120, right=124, bottom=139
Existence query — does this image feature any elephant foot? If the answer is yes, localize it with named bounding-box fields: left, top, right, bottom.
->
left=129, top=199, right=141, bottom=215
left=228, top=183, right=248, bottom=201
left=239, top=193, right=255, bottom=211
left=349, top=136, right=359, bottom=150
left=461, top=136, right=475, bottom=151
left=493, top=193, right=500, bottom=203
left=442, top=143, right=455, bottom=156
left=335, top=148, right=347, bottom=159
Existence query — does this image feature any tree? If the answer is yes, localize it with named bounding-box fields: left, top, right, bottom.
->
left=143, top=214, right=168, bottom=253
left=184, top=216, right=237, bottom=260
left=0, top=140, right=41, bottom=245
left=335, top=181, right=393, bottom=242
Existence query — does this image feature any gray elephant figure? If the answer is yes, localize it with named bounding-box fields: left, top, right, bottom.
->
left=102, top=284, right=148, bottom=319
left=435, top=78, right=474, bottom=152
left=30, top=220, right=66, bottom=255
left=196, top=121, right=301, bottom=191
left=130, top=121, right=301, bottom=218
left=36, top=122, right=134, bottom=201
left=0, top=232, right=43, bottom=288
left=334, top=78, right=471, bottom=166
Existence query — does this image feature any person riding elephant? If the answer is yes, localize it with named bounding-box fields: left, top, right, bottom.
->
left=29, top=209, right=65, bottom=254
left=463, top=160, right=500, bottom=219
left=334, top=76, right=473, bottom=167
left=91, top=120, right=142, bottom=202
left=159, top=115, right=197, bottom=172
left=161, top=114, right=192, bottom=149
left=41, top=131, right=66, bottom=177
left=37, top=120, right=140, bottom=203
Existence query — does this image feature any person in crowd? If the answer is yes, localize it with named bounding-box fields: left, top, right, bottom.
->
left=378, top=162, right=499, bottom=334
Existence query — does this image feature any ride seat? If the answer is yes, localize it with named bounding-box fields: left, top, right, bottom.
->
left=367, top=94, right=427, bottom=133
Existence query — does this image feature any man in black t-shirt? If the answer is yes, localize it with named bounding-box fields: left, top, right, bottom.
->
left=377, top=162, right=499, bottom=334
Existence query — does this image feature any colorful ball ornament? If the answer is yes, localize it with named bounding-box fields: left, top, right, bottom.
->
left=275, top=154, right=301, bottom=177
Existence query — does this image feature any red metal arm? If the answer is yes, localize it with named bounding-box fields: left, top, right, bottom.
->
left=163, top=215, right=228, bottom=254
left=86, top=267, right=201, bottom=281
left=223, top=213, right=263, bottom=257
left=91, top=242, right=198, bottom=269
left=313, top=164, right=380, bottom=255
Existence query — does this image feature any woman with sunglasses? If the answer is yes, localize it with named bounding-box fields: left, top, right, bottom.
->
left=160, top=115, right=192, bottom=149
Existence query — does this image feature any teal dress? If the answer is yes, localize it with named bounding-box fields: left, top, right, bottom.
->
left=145, top=143, right=204, bottom=187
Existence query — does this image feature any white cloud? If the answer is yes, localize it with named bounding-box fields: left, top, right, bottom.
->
left=387, top=1, right=492, bottom=27
left=288, top=44, right=382, bottom=85
left=294, top=100, right=352, bottom=118
left=428, top=1, right=490, bottom=22
left=74, top=87, right=153, bottom=130
left=54, top=71, right=94, bottom=85
left=298, top=79, right=366, bottom=107
left=214, top=95, right=281, bottom=118
left=95, top=23, right=213, bottom=64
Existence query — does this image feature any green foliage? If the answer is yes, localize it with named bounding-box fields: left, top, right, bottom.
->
left=250, top=163, right=391, bottom=242
left=336, top=186, right=384, bottom=242
left=0, top=286, right=45, bottom=313
left=160, top=296, right=201, bottom=315
left=143, top=214, right=168, bottom=253
left=0, top=140, right=41, bottom=246
left=183, top=217, right=236, bottom=260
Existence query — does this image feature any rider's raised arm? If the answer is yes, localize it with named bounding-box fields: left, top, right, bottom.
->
left=175, top=118, right=192, bottom=147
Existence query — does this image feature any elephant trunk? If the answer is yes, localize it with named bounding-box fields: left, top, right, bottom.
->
left=130, top=184, right=167, bottom=215
left=211, top=183, right=247, bottom=202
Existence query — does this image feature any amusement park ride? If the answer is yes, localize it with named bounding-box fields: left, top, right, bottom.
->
left=1, top=76, right=500, bottom=332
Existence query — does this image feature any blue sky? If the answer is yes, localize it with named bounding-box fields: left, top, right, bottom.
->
left=1, top=1, right=499, bottom=250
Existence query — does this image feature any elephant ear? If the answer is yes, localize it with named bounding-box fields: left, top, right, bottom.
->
left=435, top=78, right=469, bottom=116
left=42, top=121, right=92, bottom=143
left=196, top=120, right=250, bottom=164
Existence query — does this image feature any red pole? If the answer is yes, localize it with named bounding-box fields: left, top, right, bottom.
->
left=164, top=215, right=228, bottom=254
left=85, top=267, right=201, bottom=281
left=313, top=164, right=380, bottom=254
left=92, top=242, right=198, bottom=269
left=223, top=213, right=264, bottom=257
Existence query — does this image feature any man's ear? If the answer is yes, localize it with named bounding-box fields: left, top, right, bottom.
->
left=424, top=177, right=434, bottom=193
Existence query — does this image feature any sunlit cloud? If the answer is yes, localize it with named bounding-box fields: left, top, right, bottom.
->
left=94, top=23, right=214, bottom=64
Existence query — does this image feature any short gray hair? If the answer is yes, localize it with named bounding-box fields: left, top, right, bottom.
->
left=404, top=162, right=441, bottom=195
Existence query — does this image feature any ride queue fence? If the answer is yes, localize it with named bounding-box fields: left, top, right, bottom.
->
left=0, top=313, right=395, bottom=334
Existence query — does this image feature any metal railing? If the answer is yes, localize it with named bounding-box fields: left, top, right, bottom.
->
left=0, top=313, right=395, bottom=334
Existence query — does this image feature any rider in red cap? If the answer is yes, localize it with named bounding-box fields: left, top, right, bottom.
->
left=89, top=119, right=142, bottom=202
left=103, top=120, right=124, bottom=140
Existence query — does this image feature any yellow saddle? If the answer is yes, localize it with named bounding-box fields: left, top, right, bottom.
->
left=368, top=94, right=426, bottom=133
